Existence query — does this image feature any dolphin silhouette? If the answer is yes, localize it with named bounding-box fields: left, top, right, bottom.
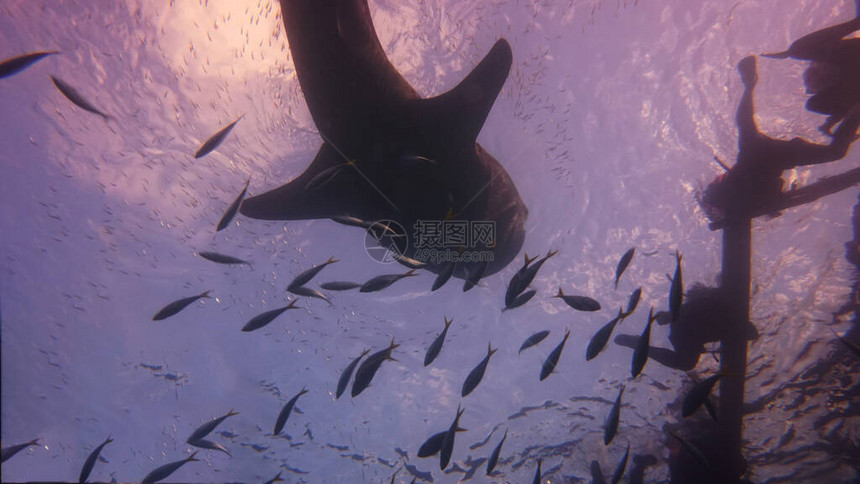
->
left=240, top=0, right=528, bottom=278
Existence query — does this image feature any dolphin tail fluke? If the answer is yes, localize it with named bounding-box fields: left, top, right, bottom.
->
left=423, top=39, right=513, bottom=143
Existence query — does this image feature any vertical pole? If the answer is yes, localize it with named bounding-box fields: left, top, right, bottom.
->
left=719, top=214, right=752, bottom=482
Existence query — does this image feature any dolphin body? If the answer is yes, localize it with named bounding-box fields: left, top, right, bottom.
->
left=240, top=0, right=528, bottom=278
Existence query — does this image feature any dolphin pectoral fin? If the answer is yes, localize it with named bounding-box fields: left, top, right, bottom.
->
left=240, top=144, right=363, bottom=221
left=423, top=39, right=513, bottom=143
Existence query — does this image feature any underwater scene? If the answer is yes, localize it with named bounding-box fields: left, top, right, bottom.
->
left=2, top=0, right=859, bottom=482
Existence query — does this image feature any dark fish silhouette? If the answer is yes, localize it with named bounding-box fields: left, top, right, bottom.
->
left=288, top=285, right=332, bottom=305
left=199, top=251, right=251, bottom=266
left=631, top=307, right=655, bottom=377
left=242, top=300, right=300, bottom=332
left=591, top=460, right=607, bottom=484
left=519, top=330, right=550, bottom=354
left=614, top=247, right=635, bottom=290
left=274, top=387, right=308, bottom=435
left=194, top=116, right=242, bottom=158
left=610, top=443, right=630, bottom=484
left=604, top=386, right=624, bottom=446
left=417, top=431, right=447, bottom=458
left=507, top=250, right=556, bottom=304
left=188, top=438, right=230, bottom=456
left=186, top=409, right=239, bottom=443
left=320, top=281, right=361, bottom=291
left=239, top=0, right=528, bottom=281
left=79, top=436, right=113, bottom=483
left=682, top=371, right=727, bottom=418
left=264, top=471, right=284, bottom=484
left=141, top=451, right=199, bottom=483
left=216, top=177, right=250, bottom=232
left=553, top=288, right=601, bottom=311
left=359, top=269, right=417, bottom=292
left=288, top=256, right=339, bottom=290
left=462, top=342, right=497, bottom=397
left=152, top=290, right=211, bottom=320
left=669, top=250, right=683, bottom=322
left=336, top=349, right=370, bottom=399
left=424, top=316, right=453, bottom=367
left=431, top=261, right=456, bottom=291
left=586, top=308, right=625, bottom=361
left=440, top=405, right=465, bottom=470
left=485, top=429, right=507, bottom=475
left=352, top=338, right=399, bottom=397
left=463, top=260, right=488, bottom=292
left=532, top=458, right=542, bottom=484
left=540, top=329, right=570, bottom=381
left=51, top=76, right=109, bottom=119
left=505, top=252, right=538, bottom=305
left=624, top=287, right=642, bottom=316
left=1, top=439, right=39, bottom=463
left=504, top=288, right=536, bottom=311
left=0, top=51, right=57, bottom=78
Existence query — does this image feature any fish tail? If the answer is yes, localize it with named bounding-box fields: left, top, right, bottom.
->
left=188, top=450, right=200, bottom=461
left=227, top=409, right=239, bottom=417
left=300, top=386, right=309, bottom=395
left=286, top=299, right=300, bottom=309
left=405, top=269, right=417, bottom=276
left=444, top=316, right=453, bottom=328
left=525, top=252, right=537, bottom=265
left=28, top=439, right=40, bottom=446
left=761, top=50, right=790, bottom=59
left=546, top=249, right=559, bottom=258
left=488, top=342, right=497, bottom=356
left=555, top=287, right=564, bottom=298
left=200, top=290, right=212, bottom=299
left=327, top=256, right=339, bottom=264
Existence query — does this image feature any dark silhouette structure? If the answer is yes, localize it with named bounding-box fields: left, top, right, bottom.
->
left=764, top=0, right=860, bottom=135
left=240, top=0, right=528, bottom=279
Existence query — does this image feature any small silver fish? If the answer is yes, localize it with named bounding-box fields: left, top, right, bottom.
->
left=274, top=387, right=308, bottom=435
left=504, top=289, right=536, bottom=311
left=188, top=438, right=230, bottom=456
left=462, top=342, right=497, bottom=397
left=352, top=338, right=399, bottom=397
left=1, top=439, right=39, bottom=463
left=360, top=269, right=418, bottom=292
left=604, top=386, right=624, bottom=445
left=0, top=51, right=58, bottom=79
left=485, top=429, right=507, bottom=475
left=610, top=443, right=630, bottom=484
left=141, top=451, right=199, bottom=483
left=152, top=290, right=211, bottom=320
left=631, top=308, right=655, bottom=377
left=540, top=329, right=570, bottom=381
left=440, top=405, right=465, bottom=470
left=288, top=256, right=338, bottom=290
left=614, top=247, right=635, bottom=290
left=532, top=458, right=542, bottom=484
left=51, top=76, right=109, bottom=120
left=242, top=299, right=299, bottom=333
left=424, top=316, right=453, bottom=367
left=431, top=261, right=456, bottom=291
left=624, top=287, right=642, bottom=317
left=518, top=330, right=550, bottom=354
left=195, top=116, right=243, bottom=158
left=186, top=409, right=239, bottom=443
left=463, top=260, right=488, bottom=292
left=336, top=349, right=370, bottom=399
left=216, top=177, right=250, bottom=232
left=242, top=301, right=299, bottom=332
left=198, top=251, right=251, bottom=267
left=287, top=285, right=332, bottom=305
left=553, top=288, right=601, bottom=312
left=586, top=308, right=625, bottom=361
left=79, top=435, right=113, bottom=483
left=319, top=281, right=361, bottom=291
